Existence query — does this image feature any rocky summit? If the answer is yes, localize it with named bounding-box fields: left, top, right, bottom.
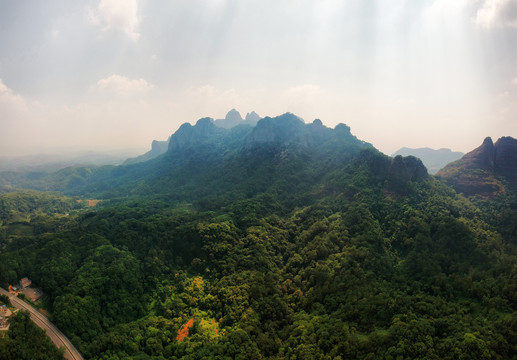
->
left=437, top=136, right=517, bottom=197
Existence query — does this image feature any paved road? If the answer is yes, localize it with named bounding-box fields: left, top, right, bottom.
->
left=0, top=287, right=84, bottom=360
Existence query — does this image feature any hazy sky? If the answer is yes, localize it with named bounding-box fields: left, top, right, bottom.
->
left=1, top=0, right=517, bottom=156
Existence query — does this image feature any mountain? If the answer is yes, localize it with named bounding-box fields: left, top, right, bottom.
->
left=392, top=147, right=464, bottom=174
left=124, top=109, right=262, bottom=166
left=0, top=113, right=423, bottom=202
left=214, top=109, right=262, bottom=129
left=214, top=109, right=245, bottom=128
left=123, top=139, right=169, bottom=165
left=244, top=111, right=261, bottom=125
left=437, top=136, right=517, bottom=197
left=1, top=113, right=517, bottom=360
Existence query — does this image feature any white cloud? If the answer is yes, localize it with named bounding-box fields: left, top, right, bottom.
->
left=88, top=0, right=140, bottom=40
left=0, top=78, right=28, bottom=112
left=284, top=84, right=321, bottom=99
left=187, top=84, right=216, bottom=98
left=475, top=0, right=517, bottom=28
left=513, top=77, right=517, bottom=85
left=96, top=74, right=153, bottom=95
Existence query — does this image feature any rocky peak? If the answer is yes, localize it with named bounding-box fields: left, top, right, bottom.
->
left=214, top=109, right=244, bottom=129
left=195, top=117, right=216, bottom=134
left=312, top=119, right=323, bottom=127
left=245, top=111, right=261, bottom=125
left=462, top=137, right=495, bottom=171
left=151, top=140, right=168, bottom=153
left=494, top=136, right=517, bottom=179
left=437, top=136, right=517, bottom=197
left=168, top=117, right=221, bottom=152
left=226, top=109, right=243, bottom=122
left=245, top=113, right=306, bottom=146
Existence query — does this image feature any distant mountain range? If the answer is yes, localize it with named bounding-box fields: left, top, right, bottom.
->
left=0, top=150, right=138, bottom=172
left=392, top=147, right=464, bottom=174
left=0, top=113, right=429, bottom=200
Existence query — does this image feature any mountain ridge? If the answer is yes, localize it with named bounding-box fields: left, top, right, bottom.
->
left=0, top=113, right=426, bottom=204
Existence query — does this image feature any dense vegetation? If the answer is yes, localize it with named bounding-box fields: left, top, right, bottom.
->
left=0, top=310, right=65, bottom=360
left=1, top=115, right=516, bottom=359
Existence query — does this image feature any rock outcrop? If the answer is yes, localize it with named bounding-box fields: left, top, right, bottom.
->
left=494, top=137, right=517, bottom=180
left=244, top=111, right=261, bottom=126
left=124, top=139, right=169, bottom=165
left=437, top=136, right=517, bottom=197
left=392, top=147, right=464, bottom=174
left=168, top=117, right=225, bottom=153
left=214, top=109, right=244, bottom=129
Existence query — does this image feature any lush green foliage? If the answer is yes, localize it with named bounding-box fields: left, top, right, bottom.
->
left=1, top=161, right=516, bottom=359
left=0, top=311, right=65, bottom=360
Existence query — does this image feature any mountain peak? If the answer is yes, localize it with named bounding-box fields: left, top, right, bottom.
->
left=245, top=111, right=261, bottom=124
left=245, top=113, right=306, bottom=146
left=438, top=136, right=517, bottom=197
left=494, top=136, right=517, bottom=180
left=195, top=117, right=216, bottom=129
left=482, top=137, right=494, bottom=146
left=214, top=109, right=245, bottom=129
left=462, top=136, right=495, bottom=171
left=226, top=109, right=243, bottom=121
left=168, top=117, right=222, bottom=152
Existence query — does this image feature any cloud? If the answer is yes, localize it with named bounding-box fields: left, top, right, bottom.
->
left=95, top=74, right=153, bottom=95
left=88, top=0, right=140, bottom=40
left=284, top=84, right=321, bottom=99
left=0, top=78, right=28, bottom=112
left=187, top=84, right=216, bottom=98
left=475, top=0, right=517, bottom=28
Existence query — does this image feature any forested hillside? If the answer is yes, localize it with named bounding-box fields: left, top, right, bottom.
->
left=1, top=115, right=516, bottom=359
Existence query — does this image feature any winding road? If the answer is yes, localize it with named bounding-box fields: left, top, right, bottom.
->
left=0, top=287, right=83, bottom=360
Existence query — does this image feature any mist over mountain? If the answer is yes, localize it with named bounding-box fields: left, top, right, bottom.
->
left=392, top=147, right=464, bottom=174
left=123, top=109, right=263, bottom=166
left=0, top=113, right=420, bottom=201
left=0, top=150, right=139, bottom=172
left=214, top=109, right=262, bottom=129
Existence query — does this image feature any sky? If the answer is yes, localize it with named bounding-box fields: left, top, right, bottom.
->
left=1, top=0, right=517, bottom=157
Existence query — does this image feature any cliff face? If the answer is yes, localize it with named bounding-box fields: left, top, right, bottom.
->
left=437, top=136, right=517, bottom=197
left=168, top=118, right=225, bottom=153
left=124, top=139, right=169, bottom=165
left=494, top=137, right=517, bottom=180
